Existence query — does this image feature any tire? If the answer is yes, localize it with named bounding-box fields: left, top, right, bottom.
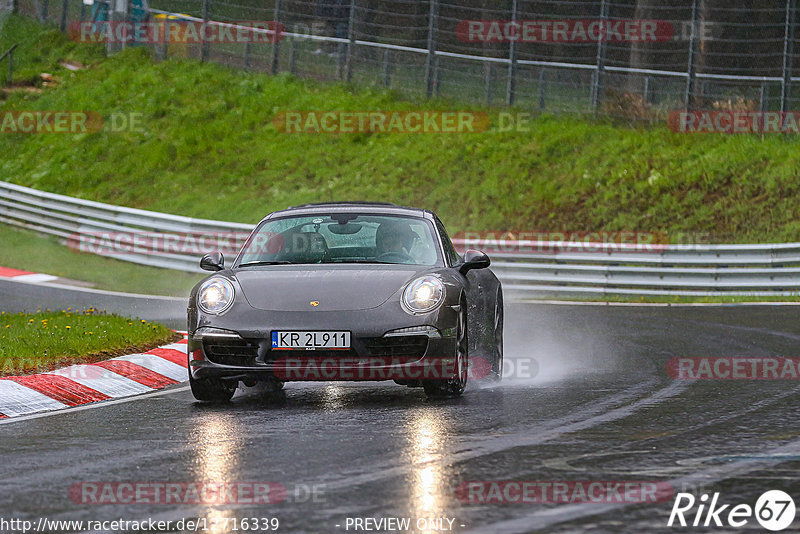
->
left=489, top=289, right=504, bottom=382
left=190, top=375, right=237, bottom=402
left=424, top=301, right=468, bottom=398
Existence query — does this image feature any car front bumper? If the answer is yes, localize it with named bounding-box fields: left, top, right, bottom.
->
left=187, top=306, right=460, bottom=383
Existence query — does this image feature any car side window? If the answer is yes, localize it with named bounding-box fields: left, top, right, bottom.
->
left=435, top=218, right=460, bottom=267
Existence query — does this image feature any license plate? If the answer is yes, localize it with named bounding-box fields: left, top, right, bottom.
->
left=271, top=331, right=351, bottom=350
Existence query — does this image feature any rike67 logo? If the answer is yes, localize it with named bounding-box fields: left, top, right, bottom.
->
left=668, top=490, right=796, bottom=531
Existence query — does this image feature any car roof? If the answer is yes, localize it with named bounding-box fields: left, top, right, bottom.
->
left=262, top=202, right=435, bottom=221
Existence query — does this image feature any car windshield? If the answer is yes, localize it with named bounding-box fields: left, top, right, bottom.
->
left=236, top=214, right=442, bottom=267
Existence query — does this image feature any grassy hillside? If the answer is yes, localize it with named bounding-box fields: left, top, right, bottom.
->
left=2, top=14, right=800, bottom=244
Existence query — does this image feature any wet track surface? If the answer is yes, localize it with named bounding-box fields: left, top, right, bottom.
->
left=2, top=298, right=800, bottom=533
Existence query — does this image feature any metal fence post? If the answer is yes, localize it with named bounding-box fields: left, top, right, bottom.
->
left=425, top=0, right=438, bottom=98
left=382, top=48, right=392, bottom=87
left=433, top=55, right=441, bottom=96
left=781, top=0, right=796, bottom=113
left=344, top=0, right=356, bottom=83
left=538, top=68, right=547, bottom=110
left=506, top=0, right=518, bottom=105
left=289, top=36, right=297, bottom=74
left=271, top=0, right=281, bottom=75
left=106, top=0, right=126, bottom=55
left=244, top=40, right=251, bottom=68
left=760, top=82, right=768, bottom=113
left=201, top=0, right=210, bottom=62
left=41, top=0, right=48, bottom=22
left=59, top=0, right=68, bottom=32
left=485, top=63, right=493, bottom=105
left=161, top=28, right=169, bottom=61
left=685, top=0, right=700, bottom=111
left=590, top=0, right=608, bottom=112
left=123, top=0, right=130, bottom=51
left=163, top=20, right=170, bottom=60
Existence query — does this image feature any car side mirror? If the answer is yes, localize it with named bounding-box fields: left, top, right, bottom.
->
left=200, top=252, right=225, bottom=272
left=459, top=249, right=490, bottom=275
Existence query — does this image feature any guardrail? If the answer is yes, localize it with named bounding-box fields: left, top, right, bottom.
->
left=0, top=181, right=252, bottom=272
left=452, top=240, right=800, bottom=297
left=2, top=180, right=800, bottom=297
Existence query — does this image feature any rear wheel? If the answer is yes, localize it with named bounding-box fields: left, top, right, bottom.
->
left=190, top=375, right=237, bottom=402
left=489, top=290, right=504, bottom=382
left=424, top=302, right=468, bottom=398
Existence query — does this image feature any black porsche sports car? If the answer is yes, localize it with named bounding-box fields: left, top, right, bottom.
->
left=187, top=202, right=503, bottom=401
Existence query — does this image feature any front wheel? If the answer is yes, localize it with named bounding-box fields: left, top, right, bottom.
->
left=423, top=302, right=468, bottom=398
left=190, top=375, right=237, bottom=402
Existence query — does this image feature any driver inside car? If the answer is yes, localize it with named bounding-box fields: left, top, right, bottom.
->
left=375, top=220, right=418, bottom=261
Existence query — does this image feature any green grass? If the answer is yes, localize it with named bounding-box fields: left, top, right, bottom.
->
left=0, top=308, right=180, bottom=376
left=0, top=225, right=204, bottom=296
left=2, top=14, right=800, bottom=244
left=0, top=14, right=105, bottom=84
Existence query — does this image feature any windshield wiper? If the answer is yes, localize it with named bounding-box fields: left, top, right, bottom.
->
left=325, top=259, right=383, bottom=264
left=238, top=261, right=294, bottom=267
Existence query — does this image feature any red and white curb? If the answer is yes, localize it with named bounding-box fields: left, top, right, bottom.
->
left=0, top=333, right=189, bottom=419
left=0, top=266, right=58, bottom=284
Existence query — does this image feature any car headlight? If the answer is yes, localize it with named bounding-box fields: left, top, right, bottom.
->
left=402, top=276, right=444, bottom=315
left=198, top=277, right=235, bottom=315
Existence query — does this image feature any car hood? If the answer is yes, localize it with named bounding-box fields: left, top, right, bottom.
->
left=234, top=265, right=429, bottom=311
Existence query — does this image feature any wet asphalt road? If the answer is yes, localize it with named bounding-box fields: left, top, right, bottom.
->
left=2, top=295, right=800, bottom=533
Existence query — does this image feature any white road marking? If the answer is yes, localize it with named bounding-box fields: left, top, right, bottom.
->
left=0, top=380, right=68, bottom=416
left=155, top=343, right=188, bottom=353
left=0, top=386, right=191, bottom=426
left=46, top=366, right=153, bottom=397
left=114, top=353, right=188, bottom=382
left=11, top=273, right=58, bottom=283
